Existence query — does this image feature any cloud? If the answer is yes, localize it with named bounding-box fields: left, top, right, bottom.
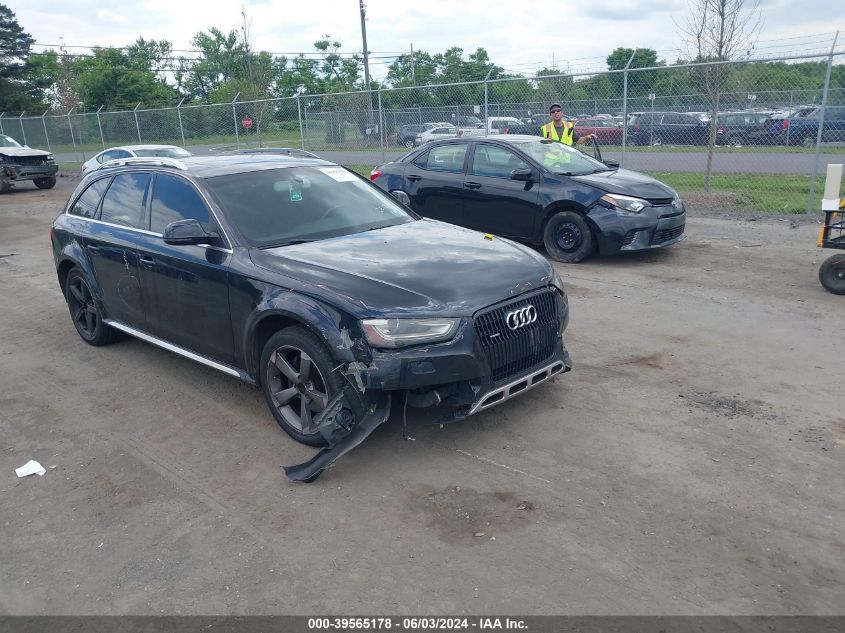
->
left=96, top=9, right=128, bottom=24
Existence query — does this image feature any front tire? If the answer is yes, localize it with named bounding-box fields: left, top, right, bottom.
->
left=34, top=176, right=56, bottom=189
left=819, top=254, right=845, bottom=295
left=65, top=267, right=119, bottom=346
left=260, top=326, right=346, bottom=447
left=543, top=210, right=594, bottom=263
left=0, top=178, right=10, bottom=194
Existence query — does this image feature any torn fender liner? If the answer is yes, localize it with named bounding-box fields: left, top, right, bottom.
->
left=284, top=393, right=391, bottom=483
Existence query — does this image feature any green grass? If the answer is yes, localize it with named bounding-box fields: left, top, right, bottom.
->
left=643, top=171, right=820, bottom=214
left=58, top=162, right=82, bottom=172
left=599, top=143, right=843, bottom=155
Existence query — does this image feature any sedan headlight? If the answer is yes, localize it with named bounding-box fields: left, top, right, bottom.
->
left=361, top=318, right=459, bottom=349
left=46, top=154, right=55, bottom=162
left=600, top=193, right=650, bottom=214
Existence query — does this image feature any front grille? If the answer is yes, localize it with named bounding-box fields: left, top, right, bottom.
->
left=474, top=288, right=560, bottom=383
left=10, top=156, right=49, bottom=166
left=652, top=224, right=684, bottom=245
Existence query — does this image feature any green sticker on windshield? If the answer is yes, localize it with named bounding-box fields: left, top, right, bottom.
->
left=289, top=182, right=302, bottom=202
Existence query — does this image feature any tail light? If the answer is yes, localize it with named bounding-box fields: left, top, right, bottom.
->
left=369, top=168, right=382, bottom=181
left=502, top=127, right=509, bottom=134
left=782, top=119, right=790, bottom=130
left=456, top=129, right=463, bottom=137
left=717, top=127, right=724, bottom=134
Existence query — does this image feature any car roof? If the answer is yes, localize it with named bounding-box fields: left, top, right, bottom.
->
left=102, top=144, right=186, bottom=152
left=94, top=154, right=337, bottom=178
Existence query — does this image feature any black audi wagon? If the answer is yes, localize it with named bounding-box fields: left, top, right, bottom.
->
left=51, top=154, right=572, bottom=481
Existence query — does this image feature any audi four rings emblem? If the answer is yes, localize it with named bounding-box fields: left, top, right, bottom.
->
left=505, top=305, right=538, bottom=330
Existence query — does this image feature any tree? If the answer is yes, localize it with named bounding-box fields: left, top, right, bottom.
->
left=0, top=4, right=49, bottom=111
left=678, top=0, right=762, bottom=191
left=606, top=47, right=663, bottom=98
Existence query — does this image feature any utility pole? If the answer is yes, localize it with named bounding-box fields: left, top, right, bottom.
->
left=359, top=0, right=372, bottom=94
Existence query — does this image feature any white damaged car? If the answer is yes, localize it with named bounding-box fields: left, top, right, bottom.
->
left=0, top=134, right=57, bottom=193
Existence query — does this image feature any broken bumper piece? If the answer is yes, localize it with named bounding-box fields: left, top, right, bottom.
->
left=284, top=393, right=391, bottom=483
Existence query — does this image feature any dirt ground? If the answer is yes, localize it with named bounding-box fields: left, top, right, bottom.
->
left=1, top=177, right=843, bottom=615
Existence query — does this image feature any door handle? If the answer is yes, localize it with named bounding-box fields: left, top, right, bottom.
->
left=139, top=255, right=154, bottom=269
left=407, top=174, right=422, bottom=181
left=465, top=181, right=482, bottom=189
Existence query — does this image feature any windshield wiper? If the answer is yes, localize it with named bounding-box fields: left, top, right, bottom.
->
left=262, top=238, right=318, bottom=248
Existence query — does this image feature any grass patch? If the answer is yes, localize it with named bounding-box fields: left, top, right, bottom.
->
left=644, top=171, right=820, bottom=214
left=58, top=162, right=82, bottom=172
left=345, top=164, right=375, bottom=177
left=600, top=143, right=843, bottom=154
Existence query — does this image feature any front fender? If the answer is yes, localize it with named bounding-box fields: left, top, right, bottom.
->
left=242, top=284, right=371, bottom=381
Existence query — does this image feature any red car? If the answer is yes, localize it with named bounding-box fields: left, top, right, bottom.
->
left=573, top=118, right=623, bottom=144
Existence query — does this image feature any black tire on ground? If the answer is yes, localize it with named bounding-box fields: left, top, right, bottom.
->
left=651, top=134, right=663, bottom=146
left=260, top=326, right=350, bottom=447
left=65, top=267, right=120, bottom=346
left=543, top=210, right=595, bottom=263
left=403, top=139, right=414, bottom=148
left=801, top=134, right=815, bottom=148
left=0, top=178, right=10, bottom=194
left=727, top=135, right=744, bottom=146
left=819, top=253, right=845, bottom=295
left=34, top=176, right=56, bottom=189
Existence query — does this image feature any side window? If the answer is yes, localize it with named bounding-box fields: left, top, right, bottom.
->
left=419, top=144, right=468, bottom=173
left=68, top=177, right=111, bottom=218
left=661, top=114, right=680, bottom=125
left=99, top=149, right=132, bottom=163
left=150, top=174, right=212, bottom=234
left=471, top=145, right=529, bottom=178
left=100, top=173, right=152, bottom=229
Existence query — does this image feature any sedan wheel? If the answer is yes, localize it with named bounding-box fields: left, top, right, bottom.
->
left=543, top=210, right=594, bottom=263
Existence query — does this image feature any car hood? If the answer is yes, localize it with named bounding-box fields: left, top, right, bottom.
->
left=0, top=147, right=51, bottom=158
left=571, top=168, right=675, bottom=199
left=249, top=219, right=553, bottom=317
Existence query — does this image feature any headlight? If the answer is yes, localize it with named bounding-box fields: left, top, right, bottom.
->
left=46, top=154, right=55, bottom=162
left=361, top=318, right=459, bottom=349
left=550, top=269, right=567, bottom=296
left=600, top=193, right=650, bottom=214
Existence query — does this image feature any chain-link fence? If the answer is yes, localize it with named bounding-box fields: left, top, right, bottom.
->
left=2, top=50, right=843, bottom=212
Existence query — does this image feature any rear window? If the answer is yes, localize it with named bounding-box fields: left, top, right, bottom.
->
left=415, top=144, right=468, bottom=173
left=68, top=177, right=111, bottom=219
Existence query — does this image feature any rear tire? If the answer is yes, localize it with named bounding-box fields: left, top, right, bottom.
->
left=0, top=178, right=10, bottom=194
left=260, top=326, right=349, bottom=447
left=819, top=254, right=845, bottom=295
left=64, top=267, right=119, bottom=346
left=543, top=210, right=594, bottom=263
left=34, top=176, right=56, bottom=189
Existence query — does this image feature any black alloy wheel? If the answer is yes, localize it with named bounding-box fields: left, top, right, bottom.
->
left=65, top=268, right=118, bottom=346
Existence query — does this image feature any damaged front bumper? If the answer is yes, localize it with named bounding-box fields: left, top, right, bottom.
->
left=284, top=288, right=572, bottom=482
left=3, top=162, right=58, bottom=181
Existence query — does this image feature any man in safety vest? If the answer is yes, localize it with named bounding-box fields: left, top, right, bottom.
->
left=541, top=103, right=596, bottom=146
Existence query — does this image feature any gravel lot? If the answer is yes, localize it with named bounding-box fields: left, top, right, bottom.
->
left=1, top=178, right=843, bottom=615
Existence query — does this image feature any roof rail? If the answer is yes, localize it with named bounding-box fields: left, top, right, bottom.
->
left=237, top=147, right=321, bottom=159
left=97, top=157, right=188, bottom=171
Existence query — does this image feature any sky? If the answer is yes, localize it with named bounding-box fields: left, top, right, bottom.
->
left=9, top=0, right=845, bottom=81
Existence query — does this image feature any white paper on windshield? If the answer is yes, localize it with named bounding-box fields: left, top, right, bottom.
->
left=319, top=166, right=358, bottom=182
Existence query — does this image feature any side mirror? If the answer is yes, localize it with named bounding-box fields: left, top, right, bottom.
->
left=603, top=159, right=620, bottom=168
left=163, top=219, right=218, bottom=246
left=510, top=167, right=533, bottom=181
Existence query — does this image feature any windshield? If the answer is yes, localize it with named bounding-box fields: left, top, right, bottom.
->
left=512, top=140, right=609, bottom=175
left=0, top=135, right=23, bottom=148
left=204, top=166, right=415, bottom=248
left=134, top=147, right=191, bottom=158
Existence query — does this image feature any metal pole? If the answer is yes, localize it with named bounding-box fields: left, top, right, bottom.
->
left=621, top=51, right=635, bottom=168
left=786, top=89, right=793, bottom=146
left=807, top=30, right=839, bottom=214
left=176, top=99, right=186, bottom=148
left=232, top=92, right=241, bottom=149
left=378, top=89, right=385, bottom=162
left=96, top=105, right=105, bottom=149
left=483, top=66, right=494, bottom=138
left=42, top=110, right=51, bottom=152
left=67, top=108, right=78, bottom=162
left=19, top=112, right=27, bottom=146
left=133, top=103, right=142, bottom=143
left=0, top=112, right=4, bottom=135
left=296, top=95, right=304, bottom=150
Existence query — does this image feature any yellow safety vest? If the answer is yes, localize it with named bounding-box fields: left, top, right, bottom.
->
left=541, top=120, right=574, bottom=145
